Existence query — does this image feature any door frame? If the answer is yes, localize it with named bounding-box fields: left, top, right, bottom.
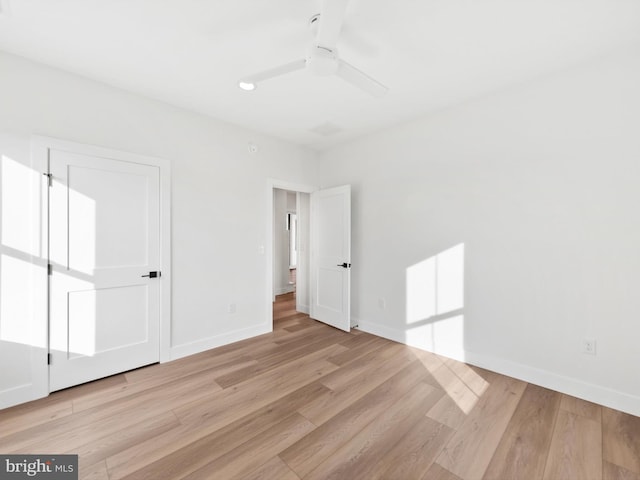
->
left=266, top=179, right=316, bottom=329
left=33, top=136, right=172, bottom=381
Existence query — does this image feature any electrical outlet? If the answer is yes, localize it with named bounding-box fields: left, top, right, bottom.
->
left=582, top=338, right=596, bottom=355
left=228, top=303, right=236, bottom=314
left=378, top=298, right=386, bottom=309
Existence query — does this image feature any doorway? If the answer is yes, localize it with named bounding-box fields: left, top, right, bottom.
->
left=273, top=189, right=298, bottom=297
left=266, top=180, right=352, bottom=332
left=266, top=180, right=315, bottom=329
left=272, top=188, right=311, bottom=317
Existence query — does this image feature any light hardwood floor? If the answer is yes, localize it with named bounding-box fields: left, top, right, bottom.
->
left=1, top=292, right=639, bottom=480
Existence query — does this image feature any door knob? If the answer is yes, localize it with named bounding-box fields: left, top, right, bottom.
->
left=337, top=263, right=351, bottom=268
left=141, top=271, right=161, bottom=278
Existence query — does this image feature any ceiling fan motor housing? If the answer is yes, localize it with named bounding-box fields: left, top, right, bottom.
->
left=306, top=45, right=339, bottom=76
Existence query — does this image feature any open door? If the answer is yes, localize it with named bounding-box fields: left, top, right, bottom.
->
left=310, top=185, right=351, bottom=332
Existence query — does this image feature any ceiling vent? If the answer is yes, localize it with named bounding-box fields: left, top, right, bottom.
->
left=310, top=122, right=343, bottom=136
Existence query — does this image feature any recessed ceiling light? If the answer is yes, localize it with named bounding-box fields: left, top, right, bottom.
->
left=238, top=81, right=256, bottom=91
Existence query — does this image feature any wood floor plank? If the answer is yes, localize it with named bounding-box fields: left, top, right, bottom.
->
left=542, top=410, right=602, bottom=480
left=429, top=362, right=495, bottom=417
left=272, top=314, right=310, bottom=329
left=427, top=394, right=470, bottom=431
left=0, top=397, right=73, bottom=439
left=604, top=461, right=640, bottom=480
left=0, top=373, right=127, bottom=438
left=435, top=373, right=527, bottom=480
left=280, top=360, right=430, bottom=478
left=253, top=327, right=345, bottom=362
left=410, top=346, right=446, bottom=371
left=215, top=331, right=347, bottom=388
left=337, top=330, right=384, bottom=350
left=172, top=344, right=342, bottom=428
left=80, top=460, right=109, bottom=480
left=243, top=457, right=300, bottom=480
left=319, top=341, right=413, bottom=392
left=181, top=413, right=315, bottom=480
left=560, top=394, right=602, bottom=423
left=114, top=382, right=327, bottom=480
left=74, top=411, right=181, bottom=467
left=426, top=364, right=499, bottom=431
left=300, top=346, right=424, bottom=425
left=603, top=407, right=640, bottom=476
left=284, top=322, right=315, bottom=333
left=371, top=415, right=454, bottom=480
left=272, top=322, right=339, bottom=345
left=483, top=383, right=561, bottom=480
left=0, top=369, right=222, bottom=454
left=123, top=344, right=268, bottom=386
left=422, top=463, right=464, bottom=480
left=74, top=356, right=255, bottom=412
left=54, top=373, right=129, bottom=401
left=106, top=382, right=329, bottom=480
left=302, top=382, right=442, bottom=480
left=442, top=358, right=493, bottom=397
left=328, top=334, right=390, bottom=366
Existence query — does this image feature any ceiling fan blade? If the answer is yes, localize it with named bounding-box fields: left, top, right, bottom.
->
left=240, top=59, right=306, bottom=86
left=317, top=0, right=349, bottom=50
left=336, top=59, right=388, bottom=97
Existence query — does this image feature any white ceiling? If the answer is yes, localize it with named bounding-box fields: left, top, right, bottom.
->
left=1, top=0, right=639, bottom=151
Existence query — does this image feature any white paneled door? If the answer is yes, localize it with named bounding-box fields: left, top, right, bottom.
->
left=310, top=185, right=351, bottom=332
left=49, top=149, right=160, bottom=391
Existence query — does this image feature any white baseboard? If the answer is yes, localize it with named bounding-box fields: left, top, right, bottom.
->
left=296, top=304, right=310, bottom=314
left=170, top=323, right=271, bottom=361
left=464, top=350, right=640, bottom=418
left=355, top=317, right=640, bottom=418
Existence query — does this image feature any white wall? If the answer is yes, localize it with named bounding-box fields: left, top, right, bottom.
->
left=0, top=51, right=317, bottom=408
left=318, top=48, right=640, bottom=416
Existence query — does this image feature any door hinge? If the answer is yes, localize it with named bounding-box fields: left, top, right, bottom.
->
left=48, top=264, right=52, bottom=275
left=47, top=353, right=52, bottom=365
left=43, top=172, right=52, bottom=187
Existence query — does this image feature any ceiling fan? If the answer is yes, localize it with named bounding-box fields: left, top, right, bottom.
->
left=238, top=0, right=388, bottom=97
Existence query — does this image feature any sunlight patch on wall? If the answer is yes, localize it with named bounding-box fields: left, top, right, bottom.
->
left=1, top=155, right=39, bottom=256
left=405, top=315, right=465, bottom=360
left=406, top=243, right=464, bottom=323
left=0, top=155, right=46, bottom=349
left=406, top=255, right=437, bottom=322
left=0, top=254, right=39, bottom=347
left=405, top=243, right=465, bottom=359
